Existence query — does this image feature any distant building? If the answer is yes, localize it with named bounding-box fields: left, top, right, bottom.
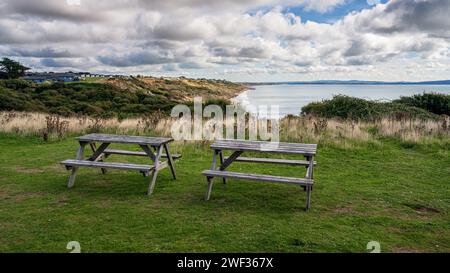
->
left=0, top=71, right=8, bottom=79
left=22, top=72, right=82, bottom=83
left=20, top=71, right=129, bottom=83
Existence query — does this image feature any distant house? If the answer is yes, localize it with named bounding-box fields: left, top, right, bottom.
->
left=20, top=71, right=127, bottom=83
left=78, top=72, right=91, bottom=78
left=22, top=72, right=81, bottom=83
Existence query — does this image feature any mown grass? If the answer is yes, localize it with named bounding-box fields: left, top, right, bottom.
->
left=0, top=133, right=449, bottom=253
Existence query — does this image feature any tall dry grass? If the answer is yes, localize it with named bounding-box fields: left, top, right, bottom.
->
left=0, top=112, right=160, bottom=139
left=280, top=115, right=449, bottom=144
left=0, top=111, right=448, bottom=145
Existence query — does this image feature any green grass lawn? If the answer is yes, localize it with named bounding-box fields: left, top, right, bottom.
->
left=0, top=133, right=449, bottom=252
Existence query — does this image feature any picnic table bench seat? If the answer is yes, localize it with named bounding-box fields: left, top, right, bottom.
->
left=61, top=159, right=155, bottom=173
left=223, top=156, right=316, bottom=166
left=202, top=170, right=313, bottom=186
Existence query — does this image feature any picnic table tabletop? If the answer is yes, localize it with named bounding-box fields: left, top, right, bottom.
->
left=76, top=133, right=173, bottom=146
left=210, top=139, right=317, bottom=155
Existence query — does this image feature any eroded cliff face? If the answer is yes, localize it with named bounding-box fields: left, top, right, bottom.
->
left=103, top=76, right=247, bottom=103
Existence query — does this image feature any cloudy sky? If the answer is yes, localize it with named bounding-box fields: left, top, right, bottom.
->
left=1, top=0, right=449, bottom=82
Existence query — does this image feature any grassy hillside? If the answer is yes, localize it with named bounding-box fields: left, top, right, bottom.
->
left=0, top=77, right=246, bottom=118
left=0, top=133, right=448, bottom=252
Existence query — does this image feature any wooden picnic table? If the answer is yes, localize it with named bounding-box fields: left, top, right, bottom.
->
left=202, top=139, right=317, bottom=210
left=61, top=133, right=180, bottom=195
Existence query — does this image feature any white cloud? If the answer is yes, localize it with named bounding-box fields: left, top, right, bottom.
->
left=302, top=0, right=348, bottom=13
left=0, top=0, right=449, bottom=81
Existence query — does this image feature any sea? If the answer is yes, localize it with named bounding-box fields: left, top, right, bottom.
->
left=233, top=84, right=450, bottom=117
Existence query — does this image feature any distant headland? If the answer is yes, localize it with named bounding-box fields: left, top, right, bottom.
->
left=242, top=80, right=450, bottom=86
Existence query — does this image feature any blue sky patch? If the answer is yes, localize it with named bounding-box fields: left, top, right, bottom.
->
left=285, top=0, right=389, bottom=24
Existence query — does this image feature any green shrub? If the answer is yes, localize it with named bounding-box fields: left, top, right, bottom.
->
left=0, top=80, right=178, bottom=117
left=0, top=90, right=28, bottom=111
left=394, top=93, right=450, bottom=116
left=205, top=98, right=230, bottom=110
left=0, top=79, right=32, bottom=89
left=302, top=95, right=377, bottom=120
left=301, top=95, right=438, bottom=121
left=185, top=98, right=231, bottom=113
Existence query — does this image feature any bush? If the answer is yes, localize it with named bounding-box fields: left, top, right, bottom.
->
left=301, top=95, right=438, bottom=121
left=394, top=93, right=450, bottom=116
left=302, top=95, right=377, bottom=120
left=0, top=79, right=32, bottom=90
left=205, top=98, right=231, bottom=111
left=185, top=98, right=231, bottom=113
left=0, top=80, right=176, bottom=118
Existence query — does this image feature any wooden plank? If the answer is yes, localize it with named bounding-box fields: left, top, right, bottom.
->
left=305, top=186, right=312, bottom=211
left=139, top=144, right=156, bottom=161
left=202, top=170, right=314, bottom=186
left=211, top=140, right=317, bottom=155
left=211, top=143, right=317, bottom=153
left=219, top=151, right=226, bottom=184
left=224, top=156, right=317, bottom=166
left=89, top=142, right=106, bottom=161
left=76, top=134, right=173, bottom=146
left=205, top=150, right=218, bottom=200
left=147, top=145, right=163, bottom=195
left=211, top=145, right=316, bottom=155
left=219, top=150, right=243, bottom=170
left=87, top=142, right=110, bottom=161
left=212, top=143, right=317, bottom=151
left=89, top=143, right=107, bottom=174
left=164, top=144, right=177, bottom=180
left=61, top=159, right=154, bottom=172
left=306, top=155, right=314, bottom=179
left=210, top=150, right=218, bottom=170
left=205, top=177, right=214, bottom=201
left=213, top=139, right=317, bottom=150
left=214, top=139, right=317, bottom=147
left=103, top=149, right=181, bottom=159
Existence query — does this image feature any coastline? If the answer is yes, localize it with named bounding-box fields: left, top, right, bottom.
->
left=229, top=83, right=450, bottom=118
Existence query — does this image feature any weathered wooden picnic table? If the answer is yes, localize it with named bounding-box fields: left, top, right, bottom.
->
left=202, top=139, right=317, bottom=210
left=60, top=134, right=180, bottom=195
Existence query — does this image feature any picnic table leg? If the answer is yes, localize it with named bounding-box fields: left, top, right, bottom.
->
left=89, top=142, right=107, bottom=174
left=67, top=141, right=86, bottom=188
left=205, top=150, right=218, bottom=200
left=306, top=155, right=314, bottom=191
left=302, top=155, right=314, bottom=191
left=305, top=186, right=312, bottom=211
left=304, top=155, right=314, bottom=211
left=163, top=144, right=177, bottom=180
left=219, top=151, right=226, bottom=184
left=146, top=145, right=163, bottom=196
